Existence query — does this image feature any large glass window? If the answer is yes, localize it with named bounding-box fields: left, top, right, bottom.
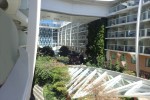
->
left=146, top=58, right=150, bottom=67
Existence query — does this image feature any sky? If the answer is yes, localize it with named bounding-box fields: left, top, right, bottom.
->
left=40, top=20, right=64, bottom=27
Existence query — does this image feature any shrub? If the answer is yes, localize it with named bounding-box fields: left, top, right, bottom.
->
left=37, top=46, right=55, bottom=57
left=34, top=56, right=70, bottom=99
left=56, top=56, right=69, bottom=64
left=59, top=46, right=70, bottom=57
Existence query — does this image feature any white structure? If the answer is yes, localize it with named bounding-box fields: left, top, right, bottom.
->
left=68, top=65, right=150, bottom=99
left=1, top=0, right=150, bottom=99
left=106, top=0, right=150, bottom=78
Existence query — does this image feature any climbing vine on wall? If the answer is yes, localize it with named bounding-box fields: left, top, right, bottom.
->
left=86, top=18, right=107, bottom=67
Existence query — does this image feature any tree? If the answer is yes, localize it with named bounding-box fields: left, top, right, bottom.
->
left=59, top=46, right=70, bottom=57
left=37, top=46, right=55, bottom=57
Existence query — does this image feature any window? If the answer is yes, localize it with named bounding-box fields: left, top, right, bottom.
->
left=131, top=55, right=136, bottom=64
left=120, top=54, right=126, bottom=61
left=146, top=58, right=150, bottom=67
left=111, top=53, right=116, bottom=59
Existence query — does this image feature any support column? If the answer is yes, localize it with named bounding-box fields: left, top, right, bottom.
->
left=135, top=0, right=143, bottom=77
left=70, top=25, right=72, bottom=47
left=25, top=0, right=41, bottom=99
left=65, top=28, right=67, bottom=46
left=52, top=28, right=54, bottom=47
left=61, top=30, right=63, bottom=46
left=57, top=29, right=59, bottom=46
left=77, top=24, right=79, bottom=52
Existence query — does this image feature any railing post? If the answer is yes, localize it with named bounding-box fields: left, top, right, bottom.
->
left=135, top=0, right=143, bottom=77
left=145, top=28, right=147, bottom=36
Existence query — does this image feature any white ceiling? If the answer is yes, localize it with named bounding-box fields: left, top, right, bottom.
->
left=61, top=0, right=119, bottom=5
left=41, top=11, right=100, bottom=24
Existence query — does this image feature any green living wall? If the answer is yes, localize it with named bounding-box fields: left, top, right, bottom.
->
left=86, top=18, right=107, bottom=66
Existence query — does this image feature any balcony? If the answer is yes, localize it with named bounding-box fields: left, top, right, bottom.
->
left=126, top=30, right=136, bottom=37
left=116, top=45, right=125, bottom=51
left=127, top=14, right=137, bottom=22
left=107, top=45, right=135, bottom=52
left=141, top=10, right=150, bottom=20
left=107, top=44, right=116, bottom=50
left=107, top=30, right=136, bottom=38
left=108, top=14, right=137, bottom=27
left=140, top=46, right=150, bottom=54
left=140, top=28, right=150, bottom=37
left=144, top=0, right=150, bottom=3
left=109, top=0, right=139, bottom=14
left=125, top=45, right=135, bottom=52
left=117, top=31, right=126, bottom=37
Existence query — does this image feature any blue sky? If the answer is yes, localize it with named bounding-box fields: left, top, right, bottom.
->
left=40, top=20, right=63, bottom=27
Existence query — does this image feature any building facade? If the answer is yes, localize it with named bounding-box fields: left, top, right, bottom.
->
left=58, top=23, right=88, bottom=53
left=39, top=26, right=58, bottom=47
left=106, top=0, right=150, bottom=78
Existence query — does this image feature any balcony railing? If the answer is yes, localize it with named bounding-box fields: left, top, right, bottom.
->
left=107, top=45, right=150, bottom=55
left=107, top=45, right=135, bottom=52
left=108, top=14, right=137, bottom=26
left=126, top=30, right=136, bottom=37
left=107, top=28, right=150, bottom=38
left=107, top=30, right=136, bottom=38
left=140, top=46, right=150, bottom=54
left=107, top=44, right=116, bottom=50
left=108, top=10, right=150, bottom=27
left=125, top=45, right=135, bottom=52
left=140, top=28, right=150, bottom=37
left=109, top=0, right=139, bottom=13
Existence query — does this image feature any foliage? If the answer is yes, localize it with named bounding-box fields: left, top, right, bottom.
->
left=37, top=46, right=55, bottom=57
left=86, top=18, right=107, bottom=66
left=121, top=97, right=137, bottom=100
left=34, top=56, right=70, bottom=99
left=59, top=46, right=70, bottom=57
left=96, top=25, right=105, bottom=67
left=56, top=56, right=69, bottom=64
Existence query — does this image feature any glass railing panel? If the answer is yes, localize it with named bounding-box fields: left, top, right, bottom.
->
left=133, top=0, right=139, bottom=5
left=116, top=18, right=119, bottom=24
left=107, top=44, right=116, bottom=50
left=140, top=29, right=145, bottom=37
left=147, top=29, right=150, bottom=36
left=127, top=14, right=137, bottom=22
left=126, top=30, right=136, bottom=37
left=144, top=0, right=150, bottom=3
left=109, top=6, right=117, bottom=13
left=119, top=16, right=127, bottom=24
left=117, top=3, right=127, bottom=11
left=144, top=46, right=150, bottom=54
left=117, top=45, right=124, bottom=51
left=117, top=31, right=126, bottom=37
left=125, top=45, right=135, bottom=52
left=141, top=11, right=147, bottom=20
left=112, top=19, right=116, bottom=25
left=128, top=0, right=139, bottom=6
left=148, top=11, right=150, bottom=19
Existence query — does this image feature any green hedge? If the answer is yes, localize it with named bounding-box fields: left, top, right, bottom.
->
left=34, top=56, right=70, bottom=100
